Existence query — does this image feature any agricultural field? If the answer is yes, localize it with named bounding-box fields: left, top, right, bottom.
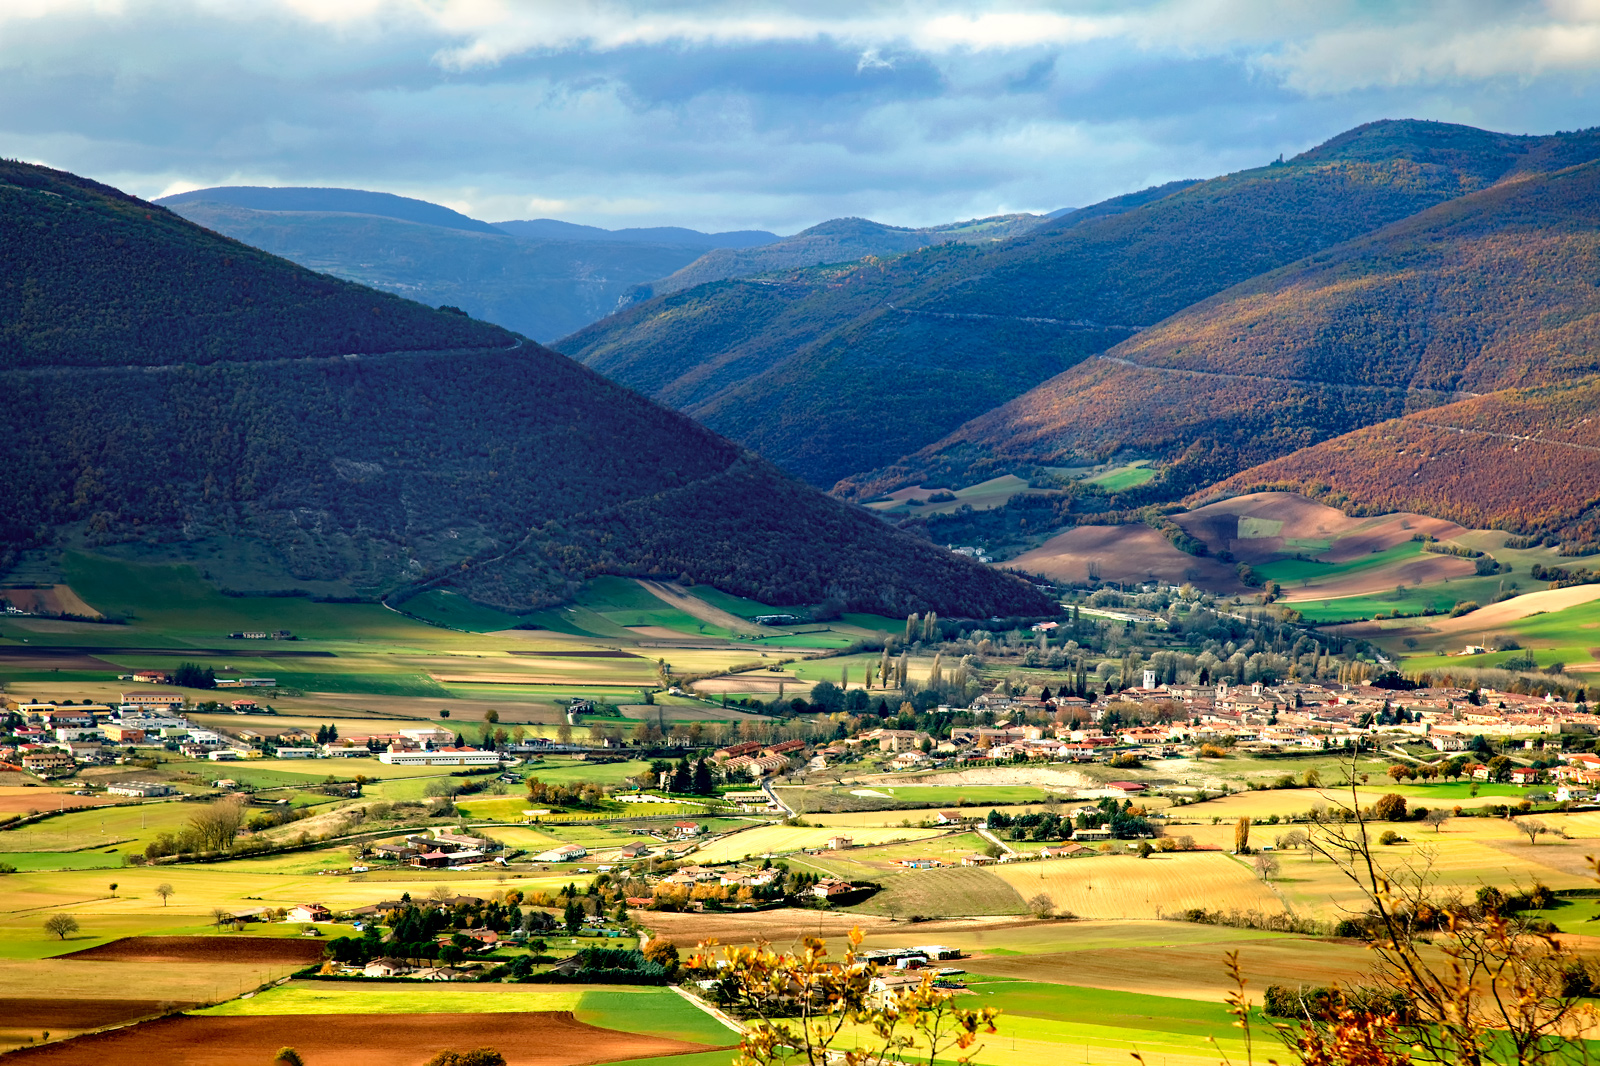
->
left=681, top=824, right=944, bottom=863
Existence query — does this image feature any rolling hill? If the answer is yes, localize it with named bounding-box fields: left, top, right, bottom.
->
left=566, top=120, right=1587, bottom=489
left=161, top=191, right=733, bottom=342
left=0, top=159, right=1053, bottom=619
left=860, top=150, right=1600, bottom=505
left=644, top=212, right=1052, bottom=297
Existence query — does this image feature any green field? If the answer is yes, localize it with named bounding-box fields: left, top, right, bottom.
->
left=1400, top=596, right=1600, bottom=673
left=1084, top=463, right=1154, bottom=491
left=199, top=982, right=736, bottom=1043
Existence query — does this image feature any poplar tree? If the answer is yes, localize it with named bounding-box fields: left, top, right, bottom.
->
left=905, top=613, right=919, bottom=643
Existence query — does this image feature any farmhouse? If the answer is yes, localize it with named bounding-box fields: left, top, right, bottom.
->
left=671, top=821, right=706, bottom=838
left=811, top=878, right=855, bottom=899
left=288, top=903, right=331, bottom=922
left=534, top=843, right=587, bottom=862
left=363, top=957, right=411, bottom=978
left=931, top=810, right=965, bottom=826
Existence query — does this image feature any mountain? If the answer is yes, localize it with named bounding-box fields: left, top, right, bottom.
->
left=159, top=186, right=504, bottom=234
left=161, top=192, right=730, bottom=342
left=861, top=142, right=1600, bottom=504
left=493, top=218, right=778, bottom=247
left=645, top=213, right=1052, bottom=297
left=0, top=159, right=1053, bottom=619
left=566, top=120, right=1566, bottom=490
left=1197, top=374, right=1600, bottom=548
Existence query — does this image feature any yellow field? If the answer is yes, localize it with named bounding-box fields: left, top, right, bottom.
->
left=991, top=853, right=1282, bottom=920
left=683, top=825, right=943, bottom=863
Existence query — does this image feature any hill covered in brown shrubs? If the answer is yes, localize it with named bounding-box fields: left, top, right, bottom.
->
left=847, top=151, right=1600, bottom=509
left=569, top=120, right=1592, bottom=489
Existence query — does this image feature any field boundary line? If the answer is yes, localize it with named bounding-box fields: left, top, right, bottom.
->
left=668, top=984, right=745, bottom=1036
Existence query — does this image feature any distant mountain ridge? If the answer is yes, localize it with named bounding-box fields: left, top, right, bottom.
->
left=492, top=218, right=779, bottom=247
left=2, top=159, right=1053, bottom=619
left=568, top=120, right=1551, bottom=490
left=644, top=212, right=1054, bottom=297
left=158, top=185, right=505, bottom=235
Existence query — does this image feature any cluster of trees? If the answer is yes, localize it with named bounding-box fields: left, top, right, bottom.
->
left=987, top=797, right=1153, bottom=840
left=172, top=662, right=217, bottom=689
left=525, top=778, right=605, bottom=810
left=142, top=798, right=245, bottom=860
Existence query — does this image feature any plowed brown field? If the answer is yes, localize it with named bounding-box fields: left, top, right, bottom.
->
left=10, top=1010, right=712, bottom=1066
left=61, top=936, right=325, bottom=965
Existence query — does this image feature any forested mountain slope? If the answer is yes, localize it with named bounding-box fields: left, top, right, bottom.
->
left=159, top=186, right=505, bottom=233
left=162, top=195, right=719, bottom=342
left=0, top=160, right=1052, bottom=618
left=857, top=153, right=1600, bottom=502
left=646, top=213, right=1051, bottom=297
left=567, top=120, right=1584, bottom=489
left=1197, top=374, right=1600, bottom=547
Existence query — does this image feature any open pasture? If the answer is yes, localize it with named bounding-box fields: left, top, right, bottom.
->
left=863, top=475, right=1037, bottom=517
left=0, top=790, right=127, bottom=816
left=11, top=1009, right=715, bottom=1066
left=989, top=853, right=1281, bottom=920
left=682, top=824, right=942, bottom=863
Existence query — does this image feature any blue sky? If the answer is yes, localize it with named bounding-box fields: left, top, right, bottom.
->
left=4, top=1, right=1599, bottom=232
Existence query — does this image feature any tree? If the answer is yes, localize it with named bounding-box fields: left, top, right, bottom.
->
left=484, top=709, right=499, bottom=724
left=1422, top=809, right=1451, bottom=833
left=692, top=758, right=713, bottom=795
left=563, top=899, right=584, bottom=933
left=424, top=1050, right=506, bottom=1066
left=212, top=907, right=233, bottom=928
left=1253, top=853, right=1280, bottom=882
left=429, top=884, right=456, bottom=904
left=155, top=883, right=174, bottom=907
left=1386, top=764, right=1409, bottom=783
left=643, top=937, right=680, bottom=975
left=273, top=1049, right=305, bottom=1066
left=44, top=915, right=79, bottom=940
left=1234, top=817, right=1251, bottom=854
left=1296, top=765, right=1594, bottom=1066
left=691, top=928, right=997, bottom=1066
left=1373, top=793, right=1407, bottom=821
left=1302, top=767, right=1322, bottom=788
left=1516, top=817, right=1552, bottom=845
left=187, top=797, right=245, bottom=852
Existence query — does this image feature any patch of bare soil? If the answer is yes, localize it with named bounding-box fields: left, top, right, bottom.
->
left=857, top=767, right=1093, bottom=788
left=60, top=936, right=325, bottom=966
left=1011, top=525, right=1246, bottom=591
left=8, top=1011, right=713, bottom=1066
left=1180, top=492, right=1467, bottom=564
left=0, top=999, right=180, bottom=1028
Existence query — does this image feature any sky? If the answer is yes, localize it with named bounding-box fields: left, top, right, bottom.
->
left=4, top=1, right=1600, bottom=233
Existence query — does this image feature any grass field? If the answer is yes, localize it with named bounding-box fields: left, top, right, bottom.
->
left=986, top=853, right=1282, bottom=921
left=1084, top=463, right=1155, bottom=491
left=682, top=825, right=943, bottom=863
left=834, top=865, right=1028, bottom=918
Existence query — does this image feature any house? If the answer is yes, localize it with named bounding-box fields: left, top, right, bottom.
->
left=879, top=729, right=925, bottom=753
left=21, top=751, right=74, bottom=773
left=1557, top=785, right=1592, bottom=802
left=891, top=751, right=930, bottom=768
left=825, top=836, right=853, bottom=850
left=363, top=957, right=411, bottom=977
left=869, top=971, right=927, bottom=1008
left=229, top=699, right=260, bottom=712
left=411, top=850, right=455, bottom=869
left=671, top=821, right=705, bottom=838
left=534, top=843, right=587, bottom=862
left=1510, top=767, right=1542, bottom=785
left=961, top=854, right=997, bottom=866
left=1071, top=827, right=1113, bottom=841
left=811, top=878, right=855, bottom=899
left=1040, top=843, right=1091, bottom=858
left=131, top=670, right=170, bottom=684
left=288, top=903, right=331, bottom=923
left=618, top=842, right=651, bottom=859
left=931, top=810, right=964, bottom=826
left=1106, top=781, right=1148, bottom=794
left=119, top=692, right=184, bottom=710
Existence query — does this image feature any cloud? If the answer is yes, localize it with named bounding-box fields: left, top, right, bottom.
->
left=0, top=1, right=1597, bottom=232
